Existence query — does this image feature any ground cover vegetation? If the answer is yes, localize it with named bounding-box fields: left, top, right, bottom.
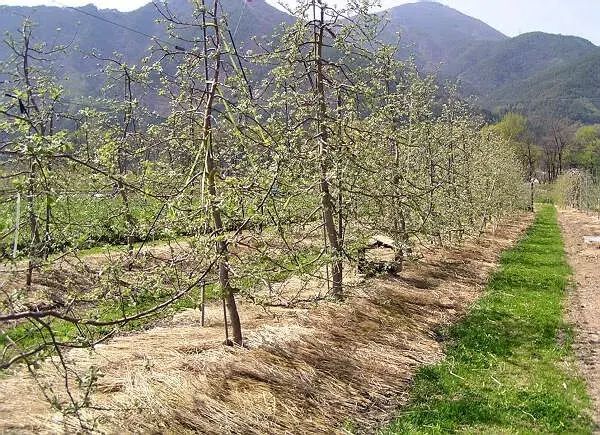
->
left=383, top=205, right=593, bottom=434
left=0, top=0, right=527, bottom=426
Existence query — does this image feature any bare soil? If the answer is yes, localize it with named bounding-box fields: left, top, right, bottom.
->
left=0, top=214, right=533, bottom=434
left=559, top=209, right=600, bottom=432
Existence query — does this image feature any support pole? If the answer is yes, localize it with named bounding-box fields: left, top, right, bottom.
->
left=13, top=193, right=20, bottom=259
left=201, top=281, right=206, bottom=327
left=222, top=297, right=229, bottom=344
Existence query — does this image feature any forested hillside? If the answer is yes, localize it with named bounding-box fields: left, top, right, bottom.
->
left=380, top=1, right=506, bottom=69
left=2, top=1, right=600, bottom=123
left=487, top=52, right=600, bottom=123
left=444, top=32, right=596, bottom=96
left=0, top=0, right=291, bottom=98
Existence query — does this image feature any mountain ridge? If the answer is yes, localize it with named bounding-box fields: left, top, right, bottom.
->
left=1, top=0, right=599, bottom=123
left=381, top=1, right=506, bottom=70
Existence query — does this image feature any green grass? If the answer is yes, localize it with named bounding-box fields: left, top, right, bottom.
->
left=0, top=192, right=207, bottom=258
left=383, top=205, right=594, bottom=434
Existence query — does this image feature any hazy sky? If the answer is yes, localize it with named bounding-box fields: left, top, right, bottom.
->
left=1, top=0, right=600, bottom=45
left=432, top=0, right=600, bottom=45
left=0, top=0, right=149, bottom=11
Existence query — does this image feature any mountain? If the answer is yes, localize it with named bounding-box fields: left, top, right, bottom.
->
left=1, top=0, right=600, bottom=124
left=444, top=32, right=597, bottom=95
left=438, top=31, right=600, bottom=123
left=381, top=1, right=507, bottom=70
left=375, top=3, right=600, bottom=124
left=0, top=0, right=509, bottom=96
left=487, top=52, right=600, bottom=123
left=0, top=0, right=291, bottom=97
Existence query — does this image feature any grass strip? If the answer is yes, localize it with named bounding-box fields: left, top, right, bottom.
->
left=383, top=205, right=593, bottom=434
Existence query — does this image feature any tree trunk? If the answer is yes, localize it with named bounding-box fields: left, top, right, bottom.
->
left=206, top=152, right=243, bottom=345
left=201, top=0, right=243, bottom=344
left=26, top=159, right=40, bottom=287
left=314, top=0, right=343, bottom=297
left=530, top=178, right=535, bottom=212
left=43, top=192, right=51, bottom=260
left=527, top=147, right=535, bottom=212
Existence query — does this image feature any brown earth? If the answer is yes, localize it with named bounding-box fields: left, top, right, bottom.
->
left=559, top=209, right=600, bottom=432
left=0, top=214, right=533, bottom=434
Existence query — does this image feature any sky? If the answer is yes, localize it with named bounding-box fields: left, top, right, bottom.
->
left=0, top=0, right=149, bottom=11
left=1, top=0, right=600, bottom=45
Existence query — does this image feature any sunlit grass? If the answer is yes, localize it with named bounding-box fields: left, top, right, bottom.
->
left=383, top=205, right=593, bottom=434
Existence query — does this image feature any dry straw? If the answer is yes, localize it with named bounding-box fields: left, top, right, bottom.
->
left=0, top=215, right=532, bottom=434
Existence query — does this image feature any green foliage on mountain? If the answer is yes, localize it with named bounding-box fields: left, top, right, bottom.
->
left=485, top=51, right=600, bottom=124
left=1, top=0, right=600, bottom=123
left=444, top=32, right=597, bottom=96
left=380, top=1, right=506, bottom=69
left=445, top=31, right=600, bottom=124
left=0, top=0, right=291, bottom=98
left=382, top=5, right=600, bottom=124
left=565, top=124, right=600, bottom=171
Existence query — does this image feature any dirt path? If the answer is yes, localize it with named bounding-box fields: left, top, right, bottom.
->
left=559, top=209, right=600, bottom=432
left=0, top=214, right=533, bottom=434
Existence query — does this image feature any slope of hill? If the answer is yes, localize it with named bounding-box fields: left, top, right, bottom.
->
left=0, top=0, right=291, bottom=97
left=381, top=1, right=507, bottom=70
left=377, top=4, right=600, bottom=123
left=1, top=0, right=600, bottom=123
left=487, top=51, right=600, bottom=123
left=445, top=32, right=598, bottom=96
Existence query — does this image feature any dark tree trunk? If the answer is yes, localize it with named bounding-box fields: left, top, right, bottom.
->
left=201, top=0, right=243, bottom=345
left=314, top=0, right=343, bottom=297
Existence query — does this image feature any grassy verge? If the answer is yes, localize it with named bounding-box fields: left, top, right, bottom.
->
left=383, top=205, right=592, bottom=434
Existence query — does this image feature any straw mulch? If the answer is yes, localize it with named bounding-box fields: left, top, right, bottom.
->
left=0, top=214, right=533, bottom=434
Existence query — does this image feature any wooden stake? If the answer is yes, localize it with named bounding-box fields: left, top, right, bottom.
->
left=222, top=297, right=229, bottom=344
left=12, top=193, right=20, bottom=259
left=201, top=281, right=206, bottom=327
